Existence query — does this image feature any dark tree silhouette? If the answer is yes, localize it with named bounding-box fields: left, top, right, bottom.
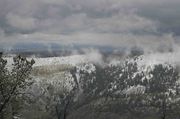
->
left=0, top=55, right=35, bottom=117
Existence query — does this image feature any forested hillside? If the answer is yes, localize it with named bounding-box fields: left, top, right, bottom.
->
left=1, top=55, right=180, bottom=119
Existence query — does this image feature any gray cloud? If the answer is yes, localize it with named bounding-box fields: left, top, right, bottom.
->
left=0, top=0, right=180, bottom=53
left=6, top=13, right=37, bottom=31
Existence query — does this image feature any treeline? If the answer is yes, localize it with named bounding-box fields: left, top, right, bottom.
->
left=0, top=55, right=180, bottom=119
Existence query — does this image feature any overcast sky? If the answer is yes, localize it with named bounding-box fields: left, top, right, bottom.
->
left=0, top=0, right=180, bottom=52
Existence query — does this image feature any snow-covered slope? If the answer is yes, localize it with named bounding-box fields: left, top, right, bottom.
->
left=34, top=55, right=87, bottom=67
left=34, top=51, right=103, bottom=67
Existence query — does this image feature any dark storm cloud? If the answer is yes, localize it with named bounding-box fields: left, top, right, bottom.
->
left=0, top=0, right=180, bottom=52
